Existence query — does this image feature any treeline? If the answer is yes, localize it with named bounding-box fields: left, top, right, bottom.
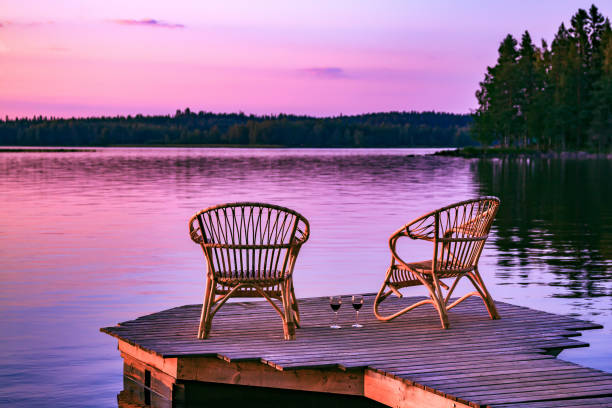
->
left=473, top=5, right=612, bottom=152
left=0, top=110, right=475, bottom=148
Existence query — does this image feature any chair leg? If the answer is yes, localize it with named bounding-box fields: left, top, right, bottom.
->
left=198, top=278, right=215, bottom=339
left=428, top=279, right=450, bottom=329
left=472, top=266, right=500, bottom=320
left=375, top=266, right=446, bottom=323
left=281, top=280, right=296, bottom=340
left=373, top=281, right=386, bottom=320
left=373, top=267, right=398, bottom=321
left=289, top=283, right=300, bottom=328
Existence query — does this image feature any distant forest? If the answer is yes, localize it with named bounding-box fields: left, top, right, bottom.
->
left=473, top=5, right=612, bottom=152
left=0, top=111, right=474, bottom=148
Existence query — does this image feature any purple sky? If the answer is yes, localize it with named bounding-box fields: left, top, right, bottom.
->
left=1, top=1, right=609, bottom=117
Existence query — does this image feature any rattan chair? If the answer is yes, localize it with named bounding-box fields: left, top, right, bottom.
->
left=373, top=197, right=500, bottom=328
left=189, top=202, right=310, bottom=340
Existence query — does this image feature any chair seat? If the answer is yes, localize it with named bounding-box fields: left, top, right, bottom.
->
left=390, top=260, right=473, bottom=287
left=216, top=271, right=286, bottom=287
left=389, top=261, right=431, bottom=287
left=397, top=260, right=433, bottom=271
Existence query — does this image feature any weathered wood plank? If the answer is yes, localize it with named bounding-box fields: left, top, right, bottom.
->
left=363, top=369, right=473, bottom=408
left=175, top=355, right=365, bottom=396
left=101, top=295, right=610, bottom=408
left=490, top=396, right=612, bottom=407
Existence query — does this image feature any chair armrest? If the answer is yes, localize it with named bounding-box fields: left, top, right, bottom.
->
left=190, top=227, right=203, bottom=244
left=189, top=219, right=204, bottom=244
left=292, top=226, right=310, bottom=246
left=388, top=229, right=425, bottom=270
left=388, top=212, right=438, bottom=269
left=402, top=212, right=437, bottom=241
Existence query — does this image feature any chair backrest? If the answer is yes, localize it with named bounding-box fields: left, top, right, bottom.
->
left=433, top=197, right=499, bottom=273
left=189, top=202, right=310, bottom=280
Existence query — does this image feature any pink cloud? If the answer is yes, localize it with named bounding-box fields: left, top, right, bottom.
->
left=112, top=19, right=185, bottom=29
left=300, top=67, right=347, bottom=79
left=0, top=20, right=54, bottom=28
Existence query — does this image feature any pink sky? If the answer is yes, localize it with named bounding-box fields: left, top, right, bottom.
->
left=1, top=1, right=609, bottom=117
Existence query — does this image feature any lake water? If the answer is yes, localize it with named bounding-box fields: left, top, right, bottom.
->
left=0, top=148, right=610, bottom=407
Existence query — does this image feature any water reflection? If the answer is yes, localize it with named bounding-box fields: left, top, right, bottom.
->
left=473, top=158, right=612, bottom=300
left=0, top=148, right=610, bottom=407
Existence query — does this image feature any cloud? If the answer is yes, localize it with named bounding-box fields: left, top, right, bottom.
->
left=300, top=67, right=347, bottom=79
left=0, top=20, right=54, bottom=28
left=113, top=19, right=185, bottom=29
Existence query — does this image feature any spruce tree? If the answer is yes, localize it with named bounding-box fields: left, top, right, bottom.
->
left=589, top=23, right=612, bottom=150
left=474, top=34, right=520, bottom=147
left=549, top=23, right=573, bottom=150
left=516, top=31, right=541, bottom=147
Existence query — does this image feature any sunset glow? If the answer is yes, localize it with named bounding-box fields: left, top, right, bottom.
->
left=1, top=0, right=609, bottom=117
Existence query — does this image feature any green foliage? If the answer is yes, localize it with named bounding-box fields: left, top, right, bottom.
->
left=0, top=111, right=476, bottom=148
left=474, top=34, right=520, bottom=147
left=434, top=146, right=543, bottom=158
left=473, top=4, right=612, bottom=152
left=588, top=22, right=612, bottom=150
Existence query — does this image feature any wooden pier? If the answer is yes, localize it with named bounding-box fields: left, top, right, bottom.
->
left=102, top=295, right=612, bottom=408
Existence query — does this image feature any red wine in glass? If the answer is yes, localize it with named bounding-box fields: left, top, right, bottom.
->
left=352, top=295, right=363, bottom=328
left=329, top=296, right=341, bottom=328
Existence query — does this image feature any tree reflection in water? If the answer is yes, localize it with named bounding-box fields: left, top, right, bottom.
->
left=473, top=157, right=612, bottom=300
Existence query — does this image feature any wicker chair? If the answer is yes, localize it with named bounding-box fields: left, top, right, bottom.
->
left=373, top=197, right=500, bottom=328
left=189, top=202, right=310, bottom=340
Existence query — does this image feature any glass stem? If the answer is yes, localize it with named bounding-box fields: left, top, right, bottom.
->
left=356, top=310, right=359, bottom=325
left=334, top=311, right=338, bottom=326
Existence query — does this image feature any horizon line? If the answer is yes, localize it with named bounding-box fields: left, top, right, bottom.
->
left=2, top=108, right=473, bottom=121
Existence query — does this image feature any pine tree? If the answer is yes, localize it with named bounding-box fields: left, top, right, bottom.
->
left=589, top=22, right=612, bottom=150
left=549, top=23, right=573, bottom=150
left=588, top=5, right=608, bottom=80
left=533, top=39, right=552, bottom=149
left=516, top=31, right=543, bottom=147
left=474, top=34, right=520, bottom=148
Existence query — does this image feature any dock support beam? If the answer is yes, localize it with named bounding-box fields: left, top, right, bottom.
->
left=117, top=340, right=473, bottom=408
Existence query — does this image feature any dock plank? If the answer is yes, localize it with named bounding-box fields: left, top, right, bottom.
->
left=101, top=295, right=610, bottom=407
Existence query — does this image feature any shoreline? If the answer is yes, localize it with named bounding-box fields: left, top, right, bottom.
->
left=0, top=145, right=452, bottom=150
left=0, top=148, right=97, bottom=153
left=2, top=146, right=610, bottom=158
left=433, top=147, right=612, bottom=159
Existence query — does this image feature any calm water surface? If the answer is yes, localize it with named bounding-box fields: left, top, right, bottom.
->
left=0, top=148, right=610, bottom=407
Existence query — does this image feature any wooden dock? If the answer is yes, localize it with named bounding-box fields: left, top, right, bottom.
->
left=102, top=295, right=612, bottom=408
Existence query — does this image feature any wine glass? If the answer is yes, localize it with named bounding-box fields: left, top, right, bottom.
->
left=351, top=295, right=364, bottom=328
left=329, top=296, right=342, bottom=329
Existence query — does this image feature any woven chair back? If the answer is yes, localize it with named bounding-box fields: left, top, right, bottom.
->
left=189, top=202, right=309, bottom=295
left=433, top=197, right=499, bottom=273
